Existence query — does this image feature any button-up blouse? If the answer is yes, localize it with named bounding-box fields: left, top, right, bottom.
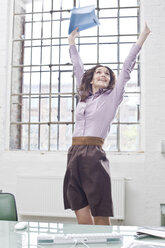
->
left=69, top=44, right=141, bottom=139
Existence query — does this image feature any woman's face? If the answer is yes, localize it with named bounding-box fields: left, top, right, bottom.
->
left=90, top=67, right=110, bottom=93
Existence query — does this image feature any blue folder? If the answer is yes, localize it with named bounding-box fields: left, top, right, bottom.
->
left=68, top=5, right=100, bottom=34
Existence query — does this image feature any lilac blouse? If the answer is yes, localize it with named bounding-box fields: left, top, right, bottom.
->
left=69, top=44, right=141, bottom=139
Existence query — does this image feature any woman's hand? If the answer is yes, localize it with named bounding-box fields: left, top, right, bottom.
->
left=143, top=23, right=151, bottom=35
left=68, top=27, right=79, bottom=45
left=136, top=23, right=151, bottom=47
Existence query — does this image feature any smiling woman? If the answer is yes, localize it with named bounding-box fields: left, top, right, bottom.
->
left=63, top=24, right=151, bottom=225
left=91, top=67, right=111, bottom=92
left=78, top=64, right=116, bottom=101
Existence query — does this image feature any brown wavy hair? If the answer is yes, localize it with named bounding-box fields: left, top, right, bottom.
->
left=78, top=65, right=116, bottom=101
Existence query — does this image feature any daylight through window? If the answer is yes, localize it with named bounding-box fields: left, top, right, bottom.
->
left=10, top=0, right=140, bottom=151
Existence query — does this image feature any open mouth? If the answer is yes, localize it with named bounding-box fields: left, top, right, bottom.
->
left=99, top=78, right=106, bottom=81
left=99, top=80, right=107, bottom=83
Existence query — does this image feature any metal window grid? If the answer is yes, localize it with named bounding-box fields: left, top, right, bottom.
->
left=10, top=0, right=140, bottom=151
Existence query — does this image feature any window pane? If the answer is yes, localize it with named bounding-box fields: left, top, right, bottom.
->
left=120, top=43, right=134, bottom=62
left=62, top=11, right=71, bottom=19
left=120, top=94, right=140, bottom=122
left=61, top=20, right=70, bottom=37
left=32, top=47, right=41, bottom=65
left=99, top=9, right=118, bottom=18
left=99, top=19, right=117, bottom=35
left=43, top=0, right=52, bottom=12
left=31, top=97, right=39, bottom=122
left=51, top=98, right=58, bottom=122
left=50, top=124, right=57, bottom=150
left=61, top=38, right=68, bottom=45
left=59, top=125, right=72, bottom=150
left=80, top=37, right=97, bottom=45
left=40, top=96, right=49, bottom=122
left=40, top=125, right=49, bottom=150
left=42, top=39, right=51, bottom=47
left=60, top=72, right=73, bottom=92
left=21, top=125, right=28, bottom=150
left=41, top=72, right=50, bottom=93
left=120, top=18, right=137, bottom=34
left=79, top=26, right=97, bottom=37
left=126, top=70, right=140, bottom=93
left=52, top=0, right=61, bottom=10
left=120, top=124, right=140, bottom=151
left=30, top=125, right=39, bottom=150
left=51, top=71, right=59, bottom=93
left=24, top=46, right=31, bottom=66
left=25, top=13, right=32, bottom=23
left=33, top=14, right=42, bottom=22
left=120, top=35, right=138, bottom=43
left=79, top=45, right=97, bottom=64
left=99, top=44, right=117, bottom=63
left=22, top=97, right=29, bottom=123
left=104, top=124, right=118, bottom=151
left=61, top=46, right=70, bottom=64
left=99, top=0, right=117, bottom=7
left=34, top=1, right=42, bottom=12
left=120, top=8, right=138, bottom=16
left=52, top=21, right=60, bottom=37
left=31, top=73, right=40, bottom=93
left=78, top=0, right=97, bottom=7
left=43, top=21, right=52, bottom=38
left=24, top=19, right=32, bottom=39
left=52, top=46, right=60, bottom=64
left=60, top=97, right=73, bottom=122
left=43, top=13, right=51, bottom=22
left=62, top=0, right=73, bottom=9
left=33, top=40, right=41, bottom=47
left=22, top=73, right=30, bottom=93
left=33, top=22, right=42, bottom=39
left=42, top=47, right=50, bottom=64
left=120, top=0, right=138, bottom=7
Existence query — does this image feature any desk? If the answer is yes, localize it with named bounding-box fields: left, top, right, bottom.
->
left=0, top=221, right=165, bottom=248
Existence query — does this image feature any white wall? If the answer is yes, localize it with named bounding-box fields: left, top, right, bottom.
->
left=0, top=0, right=165, bottom=226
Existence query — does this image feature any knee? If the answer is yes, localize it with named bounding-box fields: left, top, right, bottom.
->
left=75, top=206, right=94, bottom=225
left=94, top=216, right=110, bottom=225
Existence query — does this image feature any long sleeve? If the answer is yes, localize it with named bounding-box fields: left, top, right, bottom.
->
left=69, top=45, right=84, bottom=90
left=114, top=43, right=141, bottom=106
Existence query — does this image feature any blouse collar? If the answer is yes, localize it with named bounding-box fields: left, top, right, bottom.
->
left=88, top=88, right=111, bottom=97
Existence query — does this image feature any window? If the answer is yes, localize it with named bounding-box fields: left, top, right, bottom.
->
left=10, top=0, right=140, bottom=151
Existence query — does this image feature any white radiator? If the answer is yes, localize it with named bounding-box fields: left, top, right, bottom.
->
left=16, top=175, right=125, bottom=220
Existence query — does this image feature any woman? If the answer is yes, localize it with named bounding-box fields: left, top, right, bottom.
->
left=63, top=24, right=151, bottom=225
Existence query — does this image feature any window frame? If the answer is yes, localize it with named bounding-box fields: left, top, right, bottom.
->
left=10, top=0, right=140, bottom=152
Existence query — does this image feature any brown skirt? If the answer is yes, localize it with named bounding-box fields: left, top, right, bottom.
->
left=63, top=137, right=114, bottom=217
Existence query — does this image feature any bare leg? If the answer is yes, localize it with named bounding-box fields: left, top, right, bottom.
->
left=94, top=216, right=111, bottom=225
left=75, top=205, right=94, bottom=225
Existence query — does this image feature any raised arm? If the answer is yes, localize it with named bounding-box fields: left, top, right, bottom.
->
left=68, top=28, right=84, bottom=90
left=136, top=23, right=151, bottom=47
left=114, top=23, right=151, bottom=106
